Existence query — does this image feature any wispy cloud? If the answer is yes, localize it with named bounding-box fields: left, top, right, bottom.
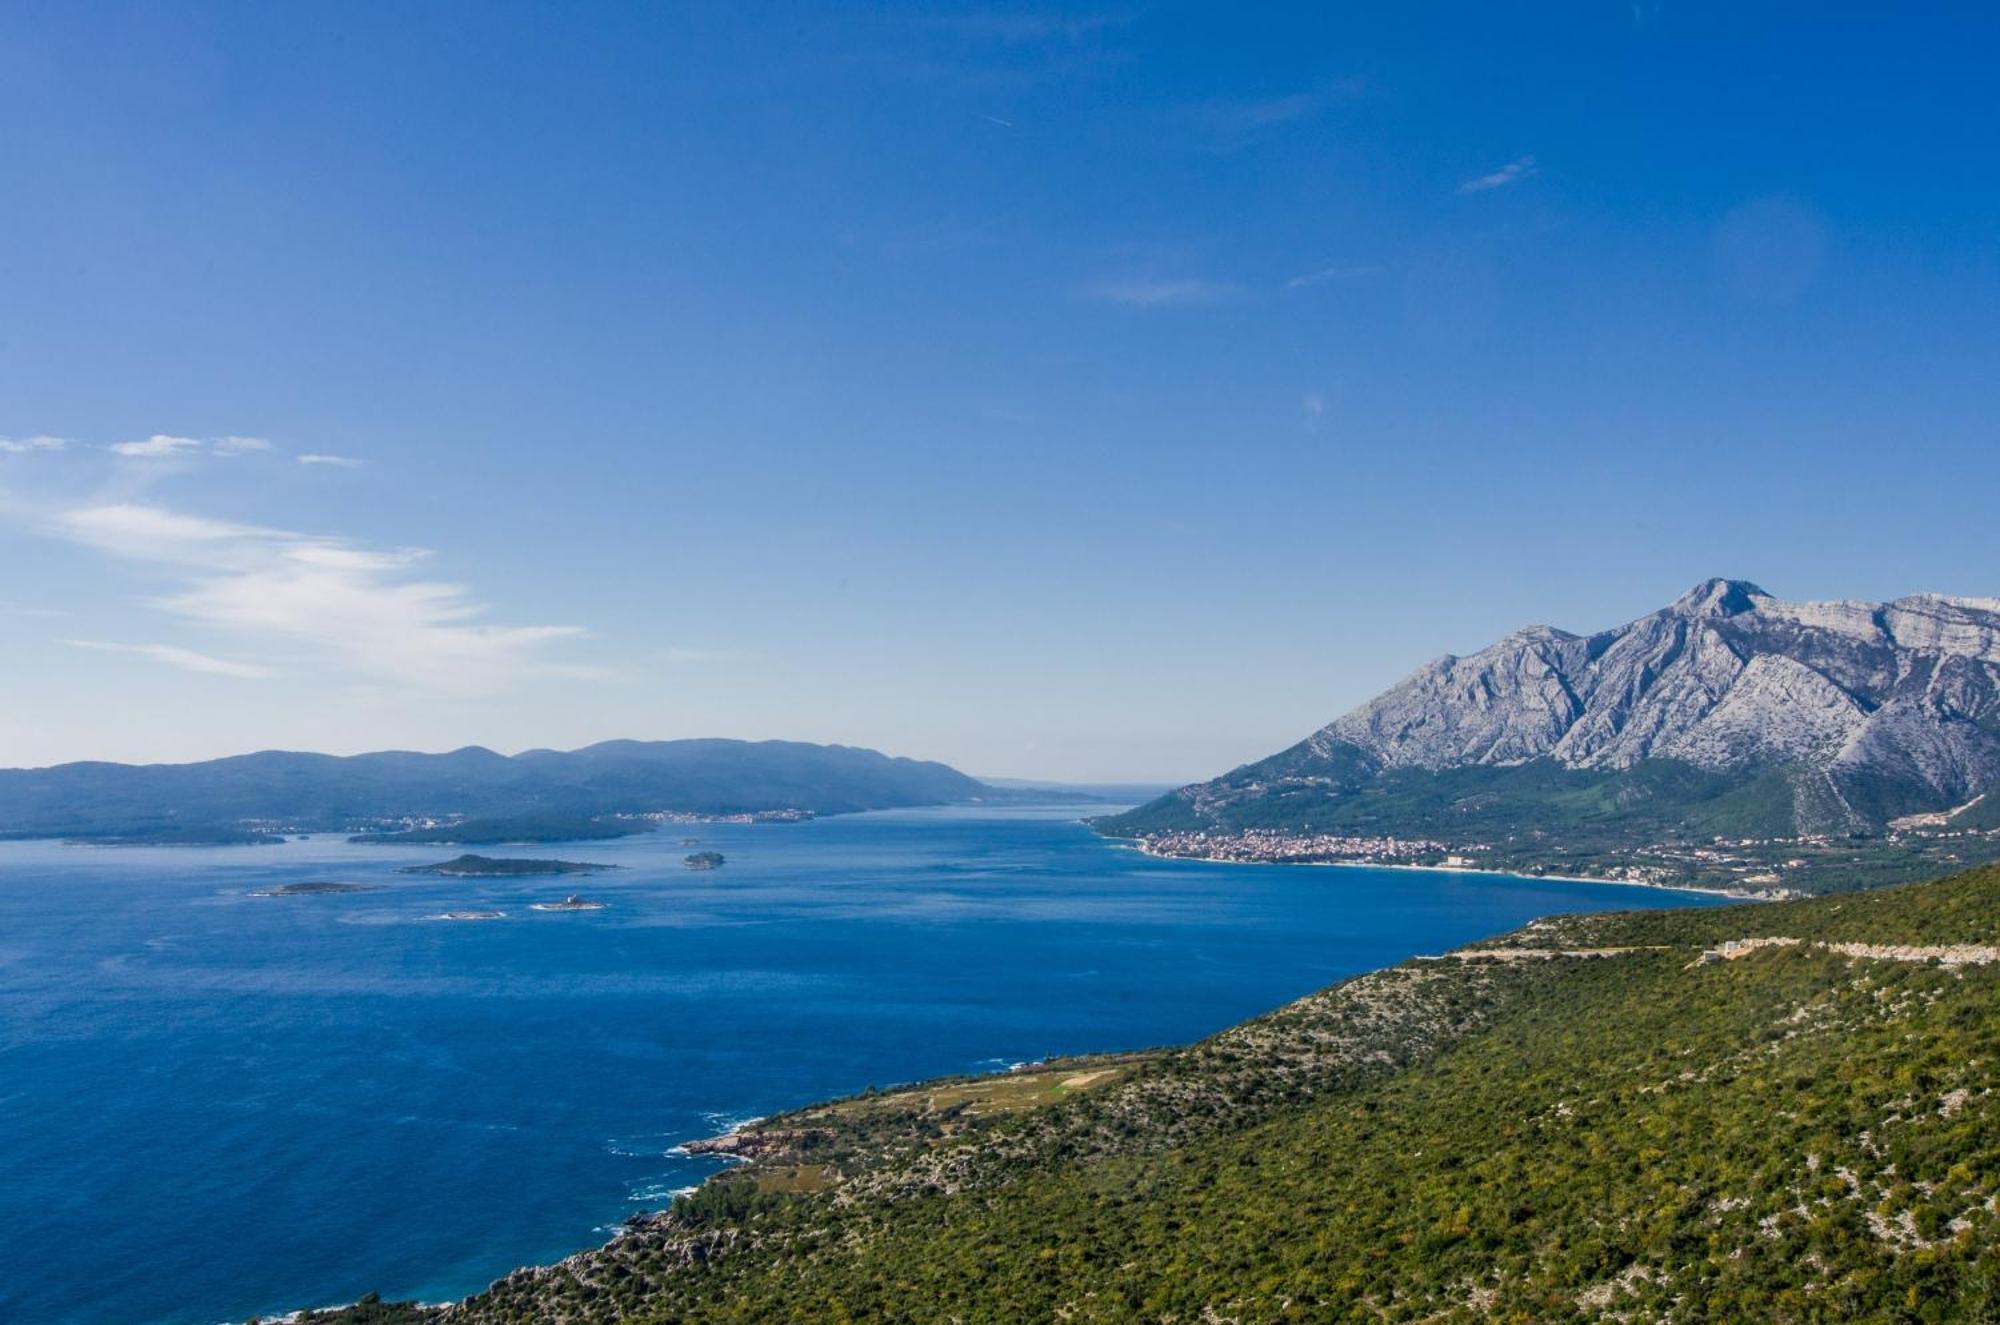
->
left=50, top=502, right=593, bottom=693
left=1, top=600, right=70, bottom=618
left=1283, top=264, right=1383, bottom=291
left=1302, top=391, right=1327, bottom=431
left=110, top=433, right=275, bottom=459
left=297, top=453, right=364, bottom=468
left=1458, top=155, right=1538, bottom=194
left=1083, top=277, right=1245, bottom=308
left=1198, top=90, right=1323, bottom=134
left=62, top=638, right=273, bottom=680
left=1185, top=81, right=1364, bottom=146
left=0, top=435, right=67, bottom=454
left=1168, top=80, right=1360, bottom=152
left=110, top=434, right=205, bottom=458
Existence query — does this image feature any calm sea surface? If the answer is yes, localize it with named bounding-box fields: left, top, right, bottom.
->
left=0, top=804, right=1726, bottom=1324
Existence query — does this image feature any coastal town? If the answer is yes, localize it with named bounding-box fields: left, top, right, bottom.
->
left=1134, top=829, right=1467, bottom=868
left=1131, top=821, right=2000, bottom=900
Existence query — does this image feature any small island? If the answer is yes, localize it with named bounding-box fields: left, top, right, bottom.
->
left=528, top=895, right=608, bottom=912
left=251, top=881, right=382, bottom=896
left=683, top=850, right=726, bottom=870
left=400, top=854, right=617, bottom=877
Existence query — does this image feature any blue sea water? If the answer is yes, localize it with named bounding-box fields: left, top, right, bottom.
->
left=0, top=805, right=1726, bottom=1324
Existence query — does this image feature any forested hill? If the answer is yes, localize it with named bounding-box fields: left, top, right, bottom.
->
left=313, top=864, right=2000, bottom=1324
left=0, top=738, right=987, bottom=837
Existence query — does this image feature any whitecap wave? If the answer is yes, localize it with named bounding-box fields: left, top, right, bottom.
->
left=603, top=1134, right=682, bottom=1158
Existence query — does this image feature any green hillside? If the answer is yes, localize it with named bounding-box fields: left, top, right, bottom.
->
left=310, top=865, right=2000, bottom=1324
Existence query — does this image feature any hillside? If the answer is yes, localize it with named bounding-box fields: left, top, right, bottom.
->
left=0, top=739, right=987, bottom=839
left=307, top=863, right=2000, bottom=1324
left=1098, top=580, right=2000, bottom=893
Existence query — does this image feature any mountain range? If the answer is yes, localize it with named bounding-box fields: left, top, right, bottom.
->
left=1101, top=579, right=2000, bottom=853
left=0, top=739, right=988, bottom=838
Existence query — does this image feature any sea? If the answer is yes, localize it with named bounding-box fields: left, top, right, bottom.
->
left=0, top=803, right=1727, bottom=1324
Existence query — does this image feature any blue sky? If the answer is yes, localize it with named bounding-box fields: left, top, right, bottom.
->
left=2, top=3, right=1997, bottom=780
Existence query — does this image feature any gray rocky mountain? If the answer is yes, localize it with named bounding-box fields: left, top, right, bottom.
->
left=1105, top=580, right=2000, bottom=840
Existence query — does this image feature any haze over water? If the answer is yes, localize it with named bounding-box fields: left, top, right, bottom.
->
left=0, top=805, right=1723, bottom=1325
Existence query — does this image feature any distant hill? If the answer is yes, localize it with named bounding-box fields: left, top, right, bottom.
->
left=0, top=739, right=988, bottom=839
left=1098, top=580, right=2000, bottom=890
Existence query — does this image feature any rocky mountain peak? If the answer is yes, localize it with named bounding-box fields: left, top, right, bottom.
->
left=1278, top=579, right=2000, bottom=832
left=1669, top=578, right=1770, bottom=618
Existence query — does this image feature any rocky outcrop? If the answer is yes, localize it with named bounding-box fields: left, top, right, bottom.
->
left=683, top=1127, right=828, bottom=1160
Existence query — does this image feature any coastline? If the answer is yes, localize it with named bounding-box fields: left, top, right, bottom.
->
left=257, top=833, right=1771, bottom=1324
left=1111, top=837, right=1782, bottom=903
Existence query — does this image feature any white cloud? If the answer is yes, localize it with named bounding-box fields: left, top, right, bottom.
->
left=1283, top=264, right=1382, bottom=291
left=111, top=434, right=206, bottom=458
left=1084, top=277, right=1244, bottom=308
left=50, top=502, right=593, bottom=693
left=1458, top=155, right=1538, bottom=194
left=111, top=433, right=276, bottom=459
left=213, top=435, right=273, bottom=455
left=59, top=503, right=267, bottom=560
left=1302, top=391, right=1326, bottom=431
left=297, top=453, right=364, bottom=468
left=62, top=638, right=273, bottom=679
left=0, top=435, right=67, bottom=454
